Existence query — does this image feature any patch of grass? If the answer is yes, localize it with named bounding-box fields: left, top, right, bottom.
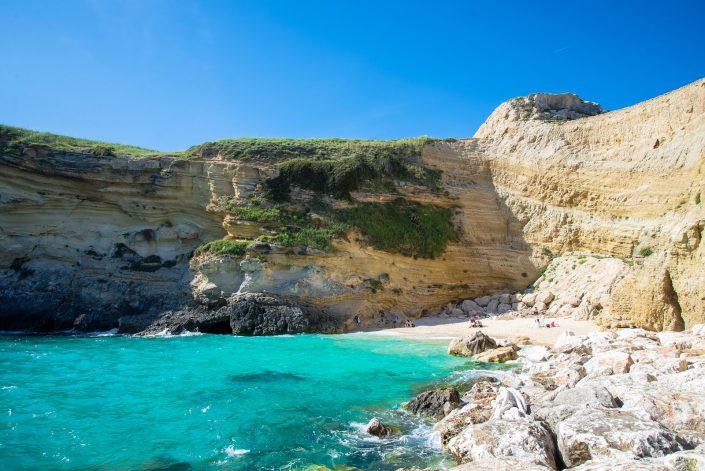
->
left=225, top=203, right=284, bottom=222
left=0, top=124, right=165, bottom=157
left=187, top=137, right=437, bottom=162
left=258, top=223, right=349, bottom=250
left=697, top=192, right=702, bottom=205
left=335, top=198, right=460, bottom=259
left=639, top=247, right=654, bottom=257
left=195, top=239, right=251, bottom=257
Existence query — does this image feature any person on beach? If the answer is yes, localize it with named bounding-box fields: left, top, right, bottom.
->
left=354, top=315, right=361, bottom=326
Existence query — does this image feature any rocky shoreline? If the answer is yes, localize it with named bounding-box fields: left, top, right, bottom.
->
left=374, top=326, right=705, bottom=470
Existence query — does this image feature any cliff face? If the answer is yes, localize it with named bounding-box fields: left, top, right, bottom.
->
left=1, top=78, right=703, bottom=332
left=467, top=79, right=705, bottom=330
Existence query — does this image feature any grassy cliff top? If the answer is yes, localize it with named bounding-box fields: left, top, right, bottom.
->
left=1, top=124, right=445, bottom=161
left=0, top=124, right=164, bottom=157
left=185, top=137, right=439, bottom=162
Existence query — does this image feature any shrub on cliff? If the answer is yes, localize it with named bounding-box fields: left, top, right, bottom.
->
left=335, top=198, right=460, bottom=259
left=195, top=240, right=251, bottom=256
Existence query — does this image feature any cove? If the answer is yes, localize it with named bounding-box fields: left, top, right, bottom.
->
left=0, top=333, right=493, bottom=470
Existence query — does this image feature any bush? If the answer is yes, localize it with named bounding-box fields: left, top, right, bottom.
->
left=335, top=198, right=460, bottom=259
left=258, top=223, right=348, bottom=250
left=265, top=154, right=441, bottom=201
left=194, top=239, right=251, bottom=256
left=696, top=192, right=701, bottom=205
left=639, top=247, right=654, bottom=257
left=90, top=145, right=115, bottom=157
left=225, top=204, right=283, bottom=222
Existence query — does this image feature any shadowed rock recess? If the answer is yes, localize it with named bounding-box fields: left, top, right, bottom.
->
left=1, top=78, right=704, bottom=334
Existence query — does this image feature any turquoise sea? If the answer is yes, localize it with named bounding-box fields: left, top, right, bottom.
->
left=0, top=333, right=494, bottom=470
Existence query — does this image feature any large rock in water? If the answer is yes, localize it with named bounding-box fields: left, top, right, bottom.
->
left=365, top=418, right=391, bottom=438
left=127, top=292, right=337, bottom=336
left=448, top=332, right=497, bottom=356
left=227, top=293, right=311, bottom=335
left=405, top=387, right=461, bottom=419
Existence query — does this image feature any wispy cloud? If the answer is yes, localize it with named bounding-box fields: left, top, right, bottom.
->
left=553, top=45, right=573, bottom=54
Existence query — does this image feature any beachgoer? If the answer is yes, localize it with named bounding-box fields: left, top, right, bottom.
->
left=550, top=320, right=556, bottom=328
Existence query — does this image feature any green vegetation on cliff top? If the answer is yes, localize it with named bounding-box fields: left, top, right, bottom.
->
left=0, top=124, right=163, bottom=157
left=186, top=137, right=436, bottom=162
left=1, top=124, right=444, bottom=164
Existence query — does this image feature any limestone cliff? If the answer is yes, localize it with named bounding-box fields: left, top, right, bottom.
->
left=1, top=78, right=703, bottom=332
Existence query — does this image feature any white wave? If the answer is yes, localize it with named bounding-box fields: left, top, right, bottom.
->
left=180, top=330, right=204, bottom=337
left=224, top=445, right=250, bottom=457
left=90, top=328, right=119, bottom=337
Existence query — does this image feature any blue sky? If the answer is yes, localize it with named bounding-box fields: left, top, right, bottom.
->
left=1, top=0, right=704, bottom=151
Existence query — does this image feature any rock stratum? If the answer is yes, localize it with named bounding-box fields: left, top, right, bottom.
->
left=1, top=78, right=703, bottom=333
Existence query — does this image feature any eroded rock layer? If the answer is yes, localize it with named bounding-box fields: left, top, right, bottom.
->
left=1, top=78, right=704, bottom=332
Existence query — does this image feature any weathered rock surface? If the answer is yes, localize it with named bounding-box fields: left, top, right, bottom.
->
left=365, top=418, right=391, bottom=438
left=404, top=387, right=461, bottom=419
left=436, top=326, right=705, bottom=470
left=130, top=293, right=338, bottom=336
left=473, top=344, right=518, bottom=363
left=447, top=418, right=557, bottom=469
left=448, top=332, right=497, bottom=356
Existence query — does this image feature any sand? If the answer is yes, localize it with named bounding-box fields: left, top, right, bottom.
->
left=368, top=315, right=600, bottom=346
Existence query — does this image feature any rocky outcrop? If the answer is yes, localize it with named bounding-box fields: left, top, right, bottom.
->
left=473, top=344, right=519, bottom=363
left=365, top=418, right=391, bottom=438
left=404, top=387, right=461, bottom=420
left=126, top=293, right=339, bottom=336
left=448, top=332, right=497, bottom=356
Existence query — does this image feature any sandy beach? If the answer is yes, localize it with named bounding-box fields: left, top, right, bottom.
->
left=369, top=315, right=600, bottom=346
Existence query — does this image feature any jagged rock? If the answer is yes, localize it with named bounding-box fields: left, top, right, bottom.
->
left=448, top=332, right=497, bottom=356
left=133, top=292, right=338, bottom=336
left=556, top=408, right=688, bottom=467
left=534, top=301, right=547, bottom=312
left=447, top=418, right=557, bottom=470
left=405, top=388, right=461, bottom=419
left=435, top=380, right=500, bottom=446
left=474, top=345, right=519, bottom=363
left=499, top=293, right=511, bottom=305
left=450, top=308, right=465, bottom=317
left=365, top=418, right=391, bottom=437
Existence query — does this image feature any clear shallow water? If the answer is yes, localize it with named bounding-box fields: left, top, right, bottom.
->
left=0, top=333, right=495, bottom=470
